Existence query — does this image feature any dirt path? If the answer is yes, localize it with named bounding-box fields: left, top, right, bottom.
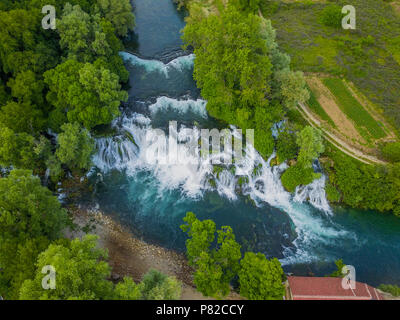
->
left=297, top=102, right=387, bottom=165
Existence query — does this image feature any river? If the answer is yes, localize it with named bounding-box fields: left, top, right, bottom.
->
left=87, top=0, right=400, bottom=287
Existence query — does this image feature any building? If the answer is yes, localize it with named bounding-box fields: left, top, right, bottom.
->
left=286, top=276, right=383, bottom=300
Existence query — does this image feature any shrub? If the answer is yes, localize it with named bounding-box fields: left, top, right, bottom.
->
left=378, top=284, right=400, bottom=297
left=380, top=142, right=400, bottom=163
left=281, top=164, right=320, bottom=192
left=320, top=4, right=344, bottom=28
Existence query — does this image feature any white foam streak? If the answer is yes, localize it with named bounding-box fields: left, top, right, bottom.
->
left=119, top=52, right=195, bottom=78
left=149, top=96, right=207, bottom=118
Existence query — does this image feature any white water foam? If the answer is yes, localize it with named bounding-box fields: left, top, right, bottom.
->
left=119, top=52, right=195, bottom=78
left=149, top=96, right=208, bottom=118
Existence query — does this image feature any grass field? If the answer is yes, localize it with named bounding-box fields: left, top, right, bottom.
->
left=262, top=0, right=400, bottom=130
left=322, top=78, right=386, bottom=139
left=306, top=84, right=335, bottom=127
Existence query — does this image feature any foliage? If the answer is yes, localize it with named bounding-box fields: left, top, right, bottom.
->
left=0, top=170, right=69, bottom=299
left=181, top=213, right=287, bottom=300
left=96, top=0, right=135, bottom=37
left=327, top=259, right=346, bottom=278
left=181, top=212, right=241, bottom=298
left=0, top=101, right=45, bottom=134
left=0, top=126, right=38, bottom=169
left=19, top=235, right=114, bottom=300
left=378, top=284, right=400, bottom=297
left=325, top=181, right=341, bottom=203
left=275, top=69, right=309, bottom=109
left=182, top=4, right=287, bottom=158
left=140, top=269, right=181, bottom=300
left=276, top=129, right=298, bottom=162
left=323, top=145, right=400, bottom=215
left=44, top=59, right=127, bottom=130
left=238, top=252, right=285, bottom=300
left=296, top=126, right=325, bottom=168
left=56, top=122, right=95, bottom=170
left=320, top=4, right=344, bottom=29
left=114, top=277, right=141, bottom=300
left=281, top=164, right=320, bottom=193
left=380, top=142, right=400, bottom=163
left=232, top=0, right=261, bottom=14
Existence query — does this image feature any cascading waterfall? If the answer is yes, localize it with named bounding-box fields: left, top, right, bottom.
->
left=119, top=52, right=195, bottom=78
left=92, top=65, right=354, bottom=264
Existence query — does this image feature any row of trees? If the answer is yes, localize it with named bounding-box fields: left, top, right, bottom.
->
left=181, top=212, right=285, bottom=300
left=323, top=146, right=400, bottom=216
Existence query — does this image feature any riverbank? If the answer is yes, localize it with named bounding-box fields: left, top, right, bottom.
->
left=67, top=206, right=242, bottom=300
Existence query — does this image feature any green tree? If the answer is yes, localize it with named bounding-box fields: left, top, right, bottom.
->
left=56, top=122, right=95, bottom=171
left=96, top=0, right=135, bottom=37
left=276, top=129, right=298, bottom=162
left=140, top=269, right=182, bottom=300
left=327, top=259, right=346, bottom=278
left=275, top=69, right=309, bottom=109
left=0, top=170, right=69, bottom=298
left=320, top=4, right=344, bottom=28
left=381, top=142, right=400, bottom=163
left=0, top=79, right=9, bottom=105
left=7, top=70, right=44, bottom=106
left=0, top=101, right=45, bottom=134
left=233, top=0, right=261, bottom=14
left=296, top=126, right=325, bottom=168
left=181, top=212, right=241, bottom=298
left=44, top=59, right=127, bottom=130
left=378, top=284, right=400, bottom=297
left=20, top=235, right=114, bottom=300
left=238, top=252, right=285, bottom=300
left=0, top=126, right=38, bottom=169
left=182, top=5, right=273, bottom=124
left=114, top=277, right=141, bottom=300
left=58, top=4, right=99, bottom=62
left=281, top=164, right=320, bottom=192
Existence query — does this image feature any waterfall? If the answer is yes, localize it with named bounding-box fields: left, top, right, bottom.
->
left=149, top=96, right=208, bottom=118
left=119, top=52, right=195, bottom=78
left=294, top=175, right=332, bottom=214
left=92, top=53, right=356, bottom=265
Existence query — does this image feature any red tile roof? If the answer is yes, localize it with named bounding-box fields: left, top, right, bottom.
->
left=287, top=276, right=383, bottom=300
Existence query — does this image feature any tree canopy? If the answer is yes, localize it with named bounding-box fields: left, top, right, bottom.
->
left=238, top=252, right=285, bottom=300
left=44, top=59, right=127, bottom=130
left=56, top=122, right=95, bottom=170
left=181, top=212, right=241, bottom=299
left=0, top=169, right=69, bottom=299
